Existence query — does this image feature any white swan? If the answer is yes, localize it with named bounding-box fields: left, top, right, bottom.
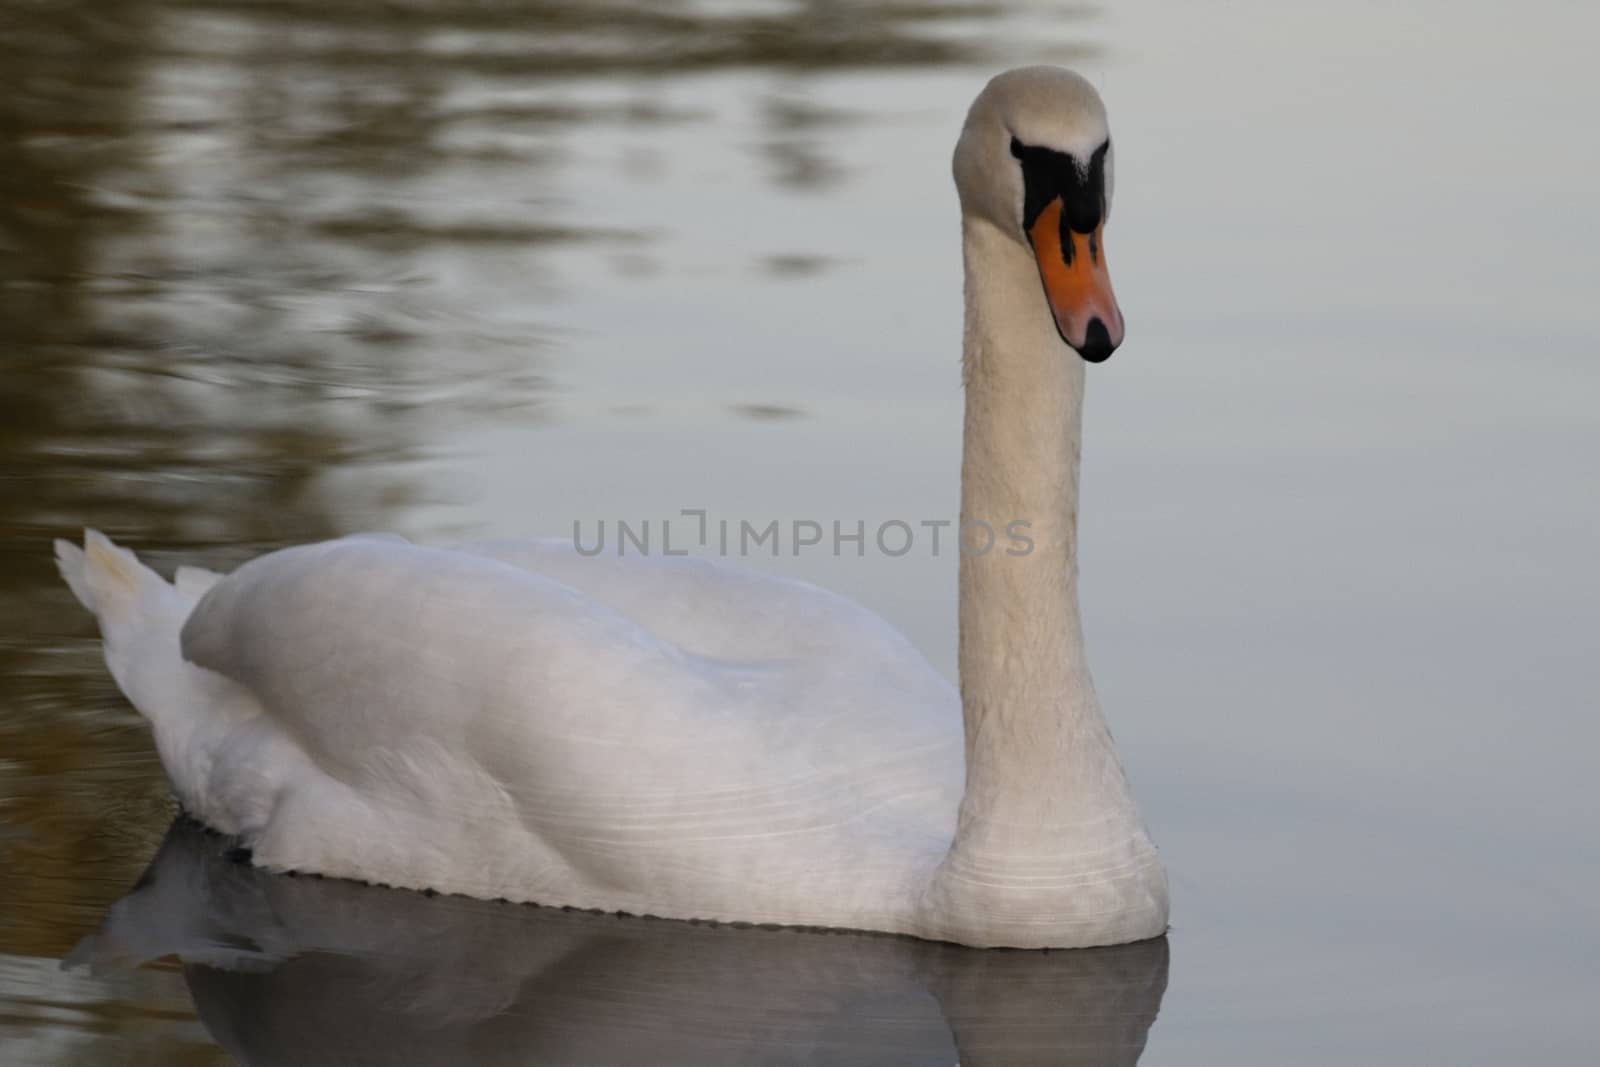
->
left=57, top=66, right=1168, bottom=950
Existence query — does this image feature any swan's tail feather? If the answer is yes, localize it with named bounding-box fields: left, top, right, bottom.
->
left=80, top=529, right=163, bottom=627
left=57, top=530, right=263, bottom=832
left=59, top=530, right=187, bottom=692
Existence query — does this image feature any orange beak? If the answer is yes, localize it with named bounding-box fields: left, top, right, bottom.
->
left=1026, top=199, right=1124, bottom=362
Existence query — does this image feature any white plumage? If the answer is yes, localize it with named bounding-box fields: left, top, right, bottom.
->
left=58, top=67, right=1168, bottom=949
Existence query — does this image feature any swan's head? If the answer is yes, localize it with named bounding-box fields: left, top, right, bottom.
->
left=954, top=66, right=1123, bottom=362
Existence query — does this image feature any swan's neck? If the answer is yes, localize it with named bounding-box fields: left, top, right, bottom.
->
left=945, top=217, right=1141, bottom=873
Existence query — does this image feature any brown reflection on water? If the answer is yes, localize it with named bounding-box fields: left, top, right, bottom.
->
left=0, top=0, right=1100, bottom=1060
left=157, top=0, right=1012, bottom=74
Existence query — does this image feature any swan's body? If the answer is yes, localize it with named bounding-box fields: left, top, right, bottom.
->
left=58, top=67, right=1168, bottom=949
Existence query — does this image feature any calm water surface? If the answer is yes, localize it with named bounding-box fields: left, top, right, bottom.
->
left=2, top=1, right=1597, bottom=1063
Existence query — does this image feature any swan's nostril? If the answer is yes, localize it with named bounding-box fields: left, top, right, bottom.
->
left=1077, top=318, right=1116, bottom=363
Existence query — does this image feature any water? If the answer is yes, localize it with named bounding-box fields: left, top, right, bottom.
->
left=2, top=0, right=1596, bottom=1062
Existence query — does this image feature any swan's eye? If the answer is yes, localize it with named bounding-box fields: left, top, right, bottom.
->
left=1010, top=137, right=1109, bottom=235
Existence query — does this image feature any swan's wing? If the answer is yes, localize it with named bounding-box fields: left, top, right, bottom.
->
left=178, top=534, right=963, bottom=917
left=180, top=536, right=956, bottom=789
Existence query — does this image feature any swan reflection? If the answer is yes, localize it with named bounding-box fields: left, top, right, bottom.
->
left=73, top=820, right=1168, bottom=1065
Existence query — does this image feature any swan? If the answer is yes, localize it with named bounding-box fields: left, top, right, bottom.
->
left=55, top=66, right=1168, bottom=950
